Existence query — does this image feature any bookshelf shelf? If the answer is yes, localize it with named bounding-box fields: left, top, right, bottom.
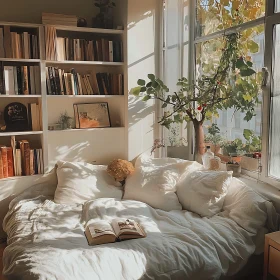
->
left=0, top=95, right=41, bottom=98
left=0, top=58, right=41, bottom=63
left=47, top=127, right=124, bottom=133
left=45, top=60, right=124, bottom=66
left=0, top=131, right=43, bottom=137
left=0, top=174, right=42, bottom=182
left=46, top=95, right=123, bottom=98
left=49, top=25, right=124, bottom=35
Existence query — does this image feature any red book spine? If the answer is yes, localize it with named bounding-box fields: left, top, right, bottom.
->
left=0, top=147, right=8, bottom=178
left=7, top=147, right=14, bottom=177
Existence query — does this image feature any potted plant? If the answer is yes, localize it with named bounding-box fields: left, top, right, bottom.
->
left=92, top=0, right=116, bottom=29
left=226, top=160, right=241, bottom=177
left=241, top=129, right=261, bottom=171
left=58, top=111, right=73, bottom=130
left=204, top=124, right=224, bottom=154
left=220, top=138, right=244, bottom=163
left=131, top=32, right=259, bottom=161
left=167, top=126, right=188, bottom=160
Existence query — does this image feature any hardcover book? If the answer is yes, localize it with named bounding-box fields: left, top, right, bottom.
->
left=85, top=219, right=146, bottom=246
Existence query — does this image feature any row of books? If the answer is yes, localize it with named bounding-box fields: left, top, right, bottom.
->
left=0, top=64, right=41, bottom=95
left=0, top=138, right=43, bottom=179
left=0, top=27, right=39, bottom=59
left=45, top=26, right=123, bottom=62
left=46, top=67, right=124, bottom=95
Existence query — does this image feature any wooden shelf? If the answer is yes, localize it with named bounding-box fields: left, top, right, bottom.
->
left=48, top=127, right=124, bottom=133
left=45, top=60, right=124, bottom=66
left=0, top=21, right=41, bottom=28
left=0, top=131, right=43, bottom=137
left=50, top=25, right=124, bottom=35
left=0, top=174, right=42, bottom=182
left=46, top=95, right=124, bottom=98
left=0, top=58, right=41, bottom=63
left=0, top=95, right=41, bottom=98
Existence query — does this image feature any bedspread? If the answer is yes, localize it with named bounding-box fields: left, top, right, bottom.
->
left=2, top=194, right=265, bottom=280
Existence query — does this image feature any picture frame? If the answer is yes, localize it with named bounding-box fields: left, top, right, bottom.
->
left=73, top=102, right=111, bottom=129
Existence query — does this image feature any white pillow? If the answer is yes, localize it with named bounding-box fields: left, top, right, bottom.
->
left=123, top=155, right=203, bottom=211
left=54, top=161, right=123, bottom=205
left=222, top=178, right=270, bottom=234
left=177, top=171, right=233, bottom=217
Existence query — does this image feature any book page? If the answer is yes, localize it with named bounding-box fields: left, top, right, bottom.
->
left=111, top=219, right=144, bottom=238
left=87, top=221, right=116, bottom=238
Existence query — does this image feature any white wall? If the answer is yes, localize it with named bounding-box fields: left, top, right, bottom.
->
left=127, top=0, right=160, bottom=161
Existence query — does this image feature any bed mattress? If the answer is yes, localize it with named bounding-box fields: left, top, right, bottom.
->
left=2, top=190, right=262, bottom=280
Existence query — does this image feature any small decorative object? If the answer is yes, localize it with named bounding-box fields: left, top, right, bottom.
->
left=202, top=145, right=214, bottom=170
left=107, top=159, right=135, bottom=185
left=48, top=123, right=63, bottom=131
left=57, top=111, right=73, bottom=130
left=209, top=156, right=221, bottom=171
left=151, top=139, right=165, bottom=155
left=92, top=0, right=116, bottom=29
left=74, top=103, right=111, bottom=129
left=3, top=102, right=29, bottom=132
left=226, top=161, right=241, bottom=177
left=77, top=17, right=87, bottom=27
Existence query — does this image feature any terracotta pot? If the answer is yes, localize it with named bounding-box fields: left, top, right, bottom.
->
left=216, top=154, right=242, bottom=163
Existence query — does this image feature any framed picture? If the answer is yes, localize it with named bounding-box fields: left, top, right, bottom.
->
left=73, top=102, right=111, bottom=129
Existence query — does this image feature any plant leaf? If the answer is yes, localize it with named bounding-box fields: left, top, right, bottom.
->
left=131, top=86, right=141, bottom=96
left=142, top=95, right=151, bottom=101
left=137, top=79, right=146, bottom=86
left=148, top=74, right=156, bottom=81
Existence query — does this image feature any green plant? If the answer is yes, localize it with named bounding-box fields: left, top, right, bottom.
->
left=243, top=129, right=261, bottom=153
left=222, top=138, right=244, bottom=156
left=205, top=123, right=225, bottom=147
left=58, top=111, right=72, bottom=129
left=131, top=33, right=259, bottom=160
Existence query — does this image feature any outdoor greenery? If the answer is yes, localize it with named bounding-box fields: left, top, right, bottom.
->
left=132, top=32, right=259, bottom=157
left=205, top=124, right=225, bottom=147
left=243, top=129, right=261, bottom=153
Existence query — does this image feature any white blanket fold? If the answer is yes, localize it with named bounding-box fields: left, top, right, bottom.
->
left=2, top=193, right=267, bottom=280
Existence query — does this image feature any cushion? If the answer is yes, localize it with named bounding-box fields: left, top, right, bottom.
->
left=54, top=161, right=123, bottom=205
left=123, top=155, right=203, bottom=211
left=222, top=178, right=270, bottom=234
left=176, top=170, right=233, bottom=217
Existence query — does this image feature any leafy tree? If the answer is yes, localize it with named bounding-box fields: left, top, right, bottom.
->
left=132, top=33, right=258, bottom=160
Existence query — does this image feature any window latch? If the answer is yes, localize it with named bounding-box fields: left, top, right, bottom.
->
left=261, top=67, right=269, bottom=89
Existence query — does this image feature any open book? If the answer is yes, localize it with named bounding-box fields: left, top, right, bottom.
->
left=85, top=219, right=146, bottom=246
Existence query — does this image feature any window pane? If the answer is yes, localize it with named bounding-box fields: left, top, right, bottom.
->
left=196, top=25, right=264, bottom=171
left=196, top=0, right=265, bottom=37
left=276, top=0, right=280, bottom=13
left=269, top=24, right=280, bottom=178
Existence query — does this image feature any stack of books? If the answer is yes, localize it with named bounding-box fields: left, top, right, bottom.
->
left=42, top=13, right=77, bottom=26
left=0, top=64, right=41, bottom=95
left=0, top=27, right=39, bottom=59
left=44, top=26, right=123, bottom=62
left=46, top=67, right=124, bottom=95
left=0, top=137, right=43, bottom=179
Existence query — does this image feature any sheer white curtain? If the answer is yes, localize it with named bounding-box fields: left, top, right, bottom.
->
left=162, top=0, right=189, bottom=152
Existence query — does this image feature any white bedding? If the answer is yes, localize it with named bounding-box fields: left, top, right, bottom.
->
left=2, top=183, right=276, bottom=280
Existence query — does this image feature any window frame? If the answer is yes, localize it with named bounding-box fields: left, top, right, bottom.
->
left=191, top=0, right=280, bottom=188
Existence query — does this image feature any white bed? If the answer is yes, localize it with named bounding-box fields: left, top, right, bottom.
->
left=2, top=158, right=279, bottom=280
left=1, top=182, right=278, bottom=280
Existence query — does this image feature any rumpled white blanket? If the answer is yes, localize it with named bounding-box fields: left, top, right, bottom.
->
left=2, top=185, right=275, bottom=280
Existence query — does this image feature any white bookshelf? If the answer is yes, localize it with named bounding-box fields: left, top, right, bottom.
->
left=0, top=11, right=128, bottom=179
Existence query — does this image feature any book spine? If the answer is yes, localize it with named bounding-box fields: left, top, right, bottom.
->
left=30, top=149, right=34, bottom=175
left=13, top=66, right=18, bottom=95
left=23, top=141, right=30, bottom=176
left=96, top=73, right=105, bottom=95
left=54, top=67, right=61, bottom=94
left=4, top=66, right=15, bottom=95
left=7, top=147, right=14, bottom=177
left=34, top=149, right=38, bottom=175
left=4, top=26, right=12, bottom=58
left=27, top=103, right=33, bottom=130
left=48, top=67, right=56, bottom=95
left=22, top=66, right=29, bottom=95
left=70, top=69, right=78, bottom=95
left=16, top=66, right=23, bottom=95
left=0, top=28, right=4, bottom=58
left=0, top=150, right=3, bottom=179
left=0, top=63, right=4, bottom=94
left=1, top=147, right=8, bottom=178
left=16, top=149, right=22, bottom=176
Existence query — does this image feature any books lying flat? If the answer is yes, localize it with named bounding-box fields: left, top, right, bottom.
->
left=42, top=13, right=77, bottom=26
left=85, top=219, right=146, bottom=246
left=0, top=64, right=41, bottom=95
left=0, top=26, right=39, bottom=59
left=0, top=137, right=43, bottom=179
